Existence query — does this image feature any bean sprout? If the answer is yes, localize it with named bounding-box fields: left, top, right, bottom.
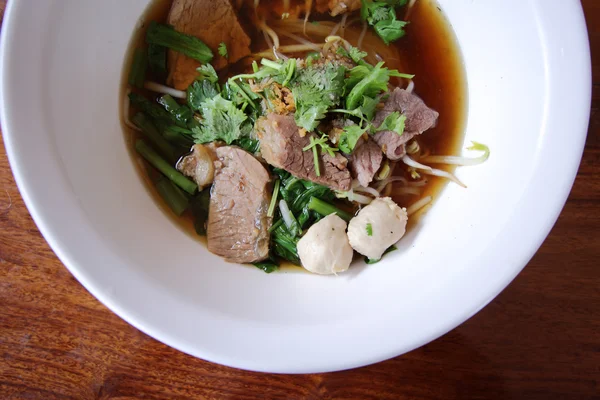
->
left=407, top=195, right=431, bottom=216
left=419, top=142, right=490, bottom=166
left=421, top=168, right=467, bottom=188
left=357, top=22, right=368, bottom=49
left=402, top=154, right=432, bottom=171
left=143, top=81, right=187, bottom=99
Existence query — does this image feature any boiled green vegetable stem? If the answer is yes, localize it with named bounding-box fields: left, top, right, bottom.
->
left=155, top=177, right=189, bottom=216
left=128, top=48, right=147, bottom=89
left=307, top=197, right=352, bottom=221
left=135, top=139, right=197, bottom=195
left=146, top=22, right=213, bottom=63
left=132, top=113, right=177, bottom=163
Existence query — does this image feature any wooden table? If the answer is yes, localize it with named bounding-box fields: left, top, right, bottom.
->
left=1, top=2, right=599, bottom=399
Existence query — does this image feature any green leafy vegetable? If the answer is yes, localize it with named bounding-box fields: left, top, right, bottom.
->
left=131, top=113, right=177, bottom=163
left=158, top=94, right=192, bottom=125
left=235, top=137, right=261, bottom=153
left=292, top=63, right=346, bottom=131
left=191, top=95, right=248, bottom=144
left=365, top=245, right=398, bottom=264
left=218, top=42, right=228, bottom=58
left=135, top=139, right=197, bottom=195
left=189, top=189, right=210, bottom=235
left=366, top=223, right=373, bottom=236
left=147, top=43, right=167, bottom=75
left=253, top=259, right=279, bottom=273
left=307, top=197, right=353, bottom=221
left=267, top=179, right=281, bottom=218
left=146, top=21, right=213, bottom=63
left=377, top=111, right=406, bottom=136
left=155, top=177, right=189, bottom=216
left=128, top=48, right=147, bottom=89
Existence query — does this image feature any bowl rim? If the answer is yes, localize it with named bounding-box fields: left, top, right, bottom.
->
left=0, top=0, right=592, bottom=373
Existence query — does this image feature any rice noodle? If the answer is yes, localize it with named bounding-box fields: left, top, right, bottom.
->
left=276, top=30, right=323, bottom=51
left=329, top=21, right=342, bottom=37
left=340, top=13, right=348, bottom=37
left=303, top=0, right=312, bottom=36
left=357, top=22, right=368, bottom=49
left=406, top=79, right=415, bottom=93
left=407, top=196, right=431, bottom=216
left=259, top=19, right=283, bottom=59
left=348, top=191, right=373, bottom=204
left=271, top=19, right=408, bottom=69
left=420, top=168, right=467, bottom=188
left=392, top=186, right=422, bottom=197
left=355, top=185, right=380, bottom=197
left=404, top=0, right=418, bottom=21
left=143, top=81, right=187, bottom=99
left=255, top=43, right=324, bottom=58
left=123, top=89, right=141, bottom=131
left=402, top=154, right=432, bottom=171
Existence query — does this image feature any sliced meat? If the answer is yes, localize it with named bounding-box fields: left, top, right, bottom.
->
left=329, top=0, right=362, bottom=16
left=349, top=138, right=383, bottom=187
left=207, top=146, right=272, bottom=263
left=373, top=88, right=439, bottom=160
left=167, top=0, right=252, bottom=90
left=257, top=113, right=352, bottom=191
left=176, top=144, right=218, bottom=190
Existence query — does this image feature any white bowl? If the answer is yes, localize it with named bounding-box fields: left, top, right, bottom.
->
left=0, top=0, right=590, bottom=373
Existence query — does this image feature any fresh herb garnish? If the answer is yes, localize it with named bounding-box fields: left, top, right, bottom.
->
left=303, top=134, right=339, bottom=176
left=191, top=94, right=248, bottom=144
left=218, top=42, right=228, bottom=58
left=366, top=223, right=373, bottom=236
left=377, top=111, right=406, bottom=136
left=361, top=0, right=409, bottom=45
left=293, top=63, right=346, bottom=131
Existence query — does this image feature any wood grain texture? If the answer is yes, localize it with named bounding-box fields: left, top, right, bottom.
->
left=1, top=1, right=599, bottom=399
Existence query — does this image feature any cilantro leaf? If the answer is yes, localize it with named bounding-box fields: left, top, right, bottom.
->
left=292, top=63, right=346, bottom=131
left=361, top=0, right=409, bottom=45
left=338, top=124, right=368, bottom=154
left=374, top=18, right=408, bottom=44
left=187, top=80, right=219, bottom=110
left=192, top=94, right=248, bottom=144
left=218, top=42, right=228, bottom=58
left=196, top=64, right=219, bottom=83
left=377, top=111, right=406, bottom=136
left=345, top=62, right=393, bottom=109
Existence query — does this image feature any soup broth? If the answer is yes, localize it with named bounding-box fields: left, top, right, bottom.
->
left=120, top=0, right=467, bottom=261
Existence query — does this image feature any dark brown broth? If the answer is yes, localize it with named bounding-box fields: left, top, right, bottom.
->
left=120, top=0, right=467, bottom=256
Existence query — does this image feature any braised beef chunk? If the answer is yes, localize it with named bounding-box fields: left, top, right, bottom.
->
left=349, top=138, right=383, bottom=187
left=207, top=147, right=271, bottom=263
left=167, top=0, right=251, bottom=90
left=257, top=113, right=352, bottom=191
left=373, top=88, right=439, bottom=160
